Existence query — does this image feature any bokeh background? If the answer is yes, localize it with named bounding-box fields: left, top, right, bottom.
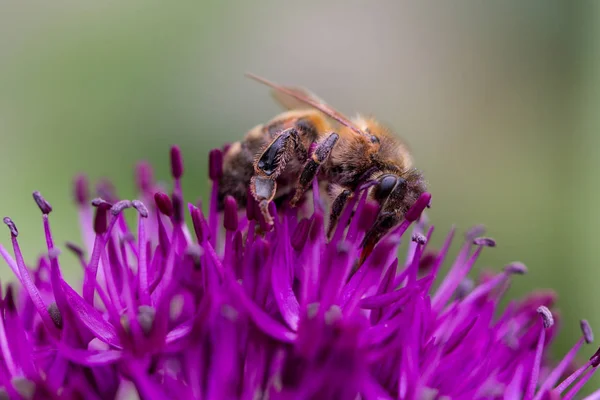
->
left=1, top=0, right=599, bottom=394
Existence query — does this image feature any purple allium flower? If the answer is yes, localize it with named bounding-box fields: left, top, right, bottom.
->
left=0, top=146, right=599, bottom=399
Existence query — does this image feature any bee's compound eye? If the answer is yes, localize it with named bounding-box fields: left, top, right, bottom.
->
left=374, top=175, right=397, bottom=199
left=369, top=135, right=380, bottom=144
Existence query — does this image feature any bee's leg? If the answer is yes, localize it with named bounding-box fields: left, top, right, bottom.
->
left=251, top=128, right=304, bottom=224
left=290, top=132, right=339, bottom=206
left=326, top=185, right=353, bottom=239
left=250, top=176, right=277, bottom=224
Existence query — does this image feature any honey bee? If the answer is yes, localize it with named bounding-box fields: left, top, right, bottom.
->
left=218, top=74, right=426, bottom=263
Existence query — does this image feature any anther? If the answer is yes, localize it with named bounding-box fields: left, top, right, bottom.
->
left=591, top=347, right=600, bottom=367
left=191, top=206, right=209, bottom=243
left=154, top=192, right=173, bottom=217
left=504, top=262, right=527, bottom=275
left=135, top=162, right=154, bottom=192
left=337, top=240, right=351, bottom=255
left=48, top=247, right=61, bottom=260
left=223, top=196, right=238, bottom=231
left=419, top=251, right=437, bottom=273
left=65, top=242, right=85, bottom=258
left=185, top=244, right=204, bottom=261
left=93, top=206, right=109, bottom=235
left=48, top=302, right=63, bottom=329
left=111, top=200, right=132, bottom=216
left=170, top=146, right=184, bottom=179
left=32, top=191, right=52, bottom=214
left=172, top=192, right=184, bottom=224
left=131, top=200, right=149, bottom=218
left=3, top=217, right=18, bottom=237
left=73, top=175, right=89, bottom=206
left=455, top=278, right=474, bottom=300
left=325, top=305, right=342, bottom=325
left=581, top=320, right=594, bottom=344
left=91, top=198, right=112, bottom=209
left=473, top=237, right=496, bottom=247
left=4, top=285, right=16, bottom=312
left=537, top=306, right=554, bottom=329
left=96, top=180, right=118, bottom=204
left=11, top=378, right=35, bottom=400
left=405, top=192, right=432, bottom=222
left=137, top=305, right=155, bottom=336
left=412, top=233, right=427, bottom=245
left=209, top=149, right=223, bottom=181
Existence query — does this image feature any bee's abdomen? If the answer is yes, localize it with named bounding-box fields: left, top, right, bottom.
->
left=218, top=142, right=255, bottom=210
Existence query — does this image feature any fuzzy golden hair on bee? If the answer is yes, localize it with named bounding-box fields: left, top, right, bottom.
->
left=218, top=73, right=427, bottom=264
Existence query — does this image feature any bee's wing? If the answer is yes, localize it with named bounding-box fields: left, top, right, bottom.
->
left=270, top=85, right=323, bottom=111
left=246, top=73, right=371, bottom=140
left=269, top=86, right=345, bottom=130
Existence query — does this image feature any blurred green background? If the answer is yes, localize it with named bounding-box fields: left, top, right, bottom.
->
left=1, top=0, right=599, bottom=393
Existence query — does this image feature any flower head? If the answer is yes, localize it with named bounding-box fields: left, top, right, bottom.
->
left=0, top=146, right=598, bottom=399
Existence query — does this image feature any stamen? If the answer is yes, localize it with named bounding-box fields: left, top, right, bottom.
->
left=132, top=200, right=149, bottom=218
left=170, top=145, right=184, bottom=179
left=84, top=201, right=121, bottom=304
left=93, top=204, right=109, bottom=235
left=555, top=350, right=600, bottom=394
left=405, top=192, right=432, bottom=222
left=432, top=245, right=484, bottom=312
left=3, top=217, right=18, bottom=237
left=91, top=198, right=112, bottom=208
left=473, top=237, right=496, bottom=247
left=504, top=262, right=528, bottom=275
left=135, top=161, right=154, bottom=193
left=525, top=307, right=553, bottom=400
left=223, top=196, right=239, bottom=232
left=185, top=244, right=203, bottom=269
left=3, top=218, right=56, bottom=335
left=582, top=320, right=594, bottom=344
left=48, top=247, right=61, bottom=260
left=111, top=200, right=132, bottom=216
left=411, top=233, right=427, bottom=245
left=0, top=289, right=17, bottom=376
left=11, top=378, right=35, bottom=399
left=454, top=278, right=474, bottom=300
left=4, top=285, right=15, bottom=312
left=537, top=306, right=554, bottom=328
left=65, top=242, right=85, bottom=259
left=48, top=302, right=63, bottom=329
left=32, top=191, right=52, bottom=214
left=73, top=175, right=89, bottom=206
left=137, top=305, right=156, bottom=336
left=209, top=149, right=223, bottom=181
left=563, top=365, right=599, bottom=400
left=190, top=206, right=210, bottom=243
left=418, top=251, right=437, bottom=274
left=154, top=192, right=174, bottom=217
left=172, top=192, right=184, bottom=225
left=137, top=203, right=150, bottom=305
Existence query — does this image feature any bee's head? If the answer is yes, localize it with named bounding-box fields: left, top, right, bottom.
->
left=359, top=170, right=427, bottom=264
